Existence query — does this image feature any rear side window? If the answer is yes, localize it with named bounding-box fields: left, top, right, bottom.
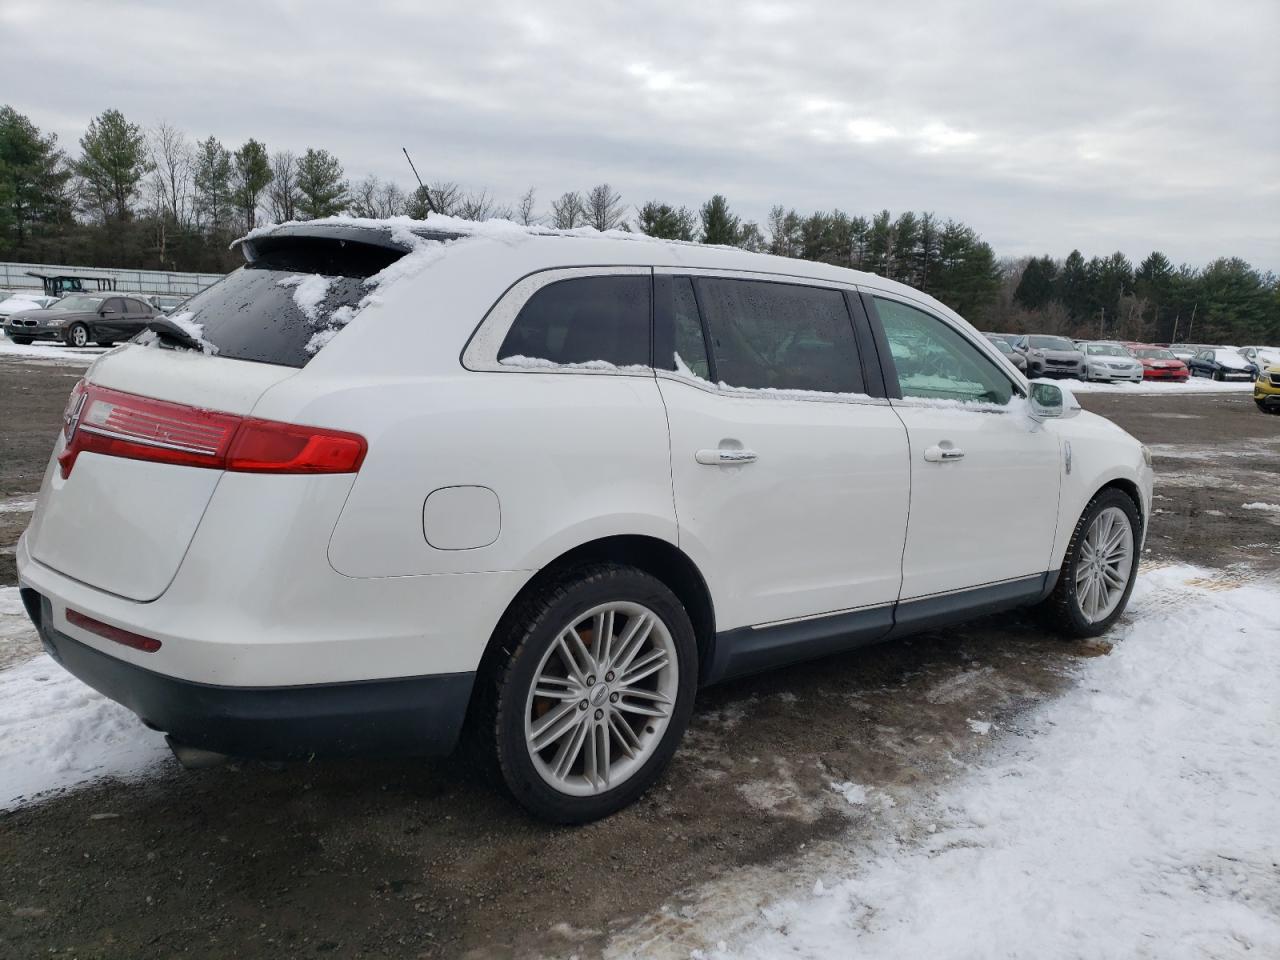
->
left=695, top=278, right=863, bottom=393
left=166, top=238, right=405, bottom=368
left=498, top=276, right=651, bottom=368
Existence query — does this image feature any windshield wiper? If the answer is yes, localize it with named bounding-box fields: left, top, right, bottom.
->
left=146, top=317, right=204, bottom=351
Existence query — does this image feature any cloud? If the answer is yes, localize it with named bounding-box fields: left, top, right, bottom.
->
left=1, top=0, right=1276, bottom=267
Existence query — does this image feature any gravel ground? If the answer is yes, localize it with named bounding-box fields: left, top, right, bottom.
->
left=1, top=356, right=1277, bottom=959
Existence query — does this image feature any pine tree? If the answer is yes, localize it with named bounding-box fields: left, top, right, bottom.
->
left=636, top=201, right=696, bottom=240
left=1014, top=256, right=1058, bottom=310
left=0, top=105, right=71, bottom=247
left=193, top=136, right=233, bottom=234
left=1057, top=250, right=1089, bottom=320
left=76, top=109, right=150, bottom=222
left=232, top=138, right=272, bottom=231
left=295, top=148, right=347, bottom=220
left=699, top=195, right=740, bottom=246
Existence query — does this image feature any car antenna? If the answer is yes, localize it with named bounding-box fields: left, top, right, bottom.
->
left=402, top=147, right=436, bottom=216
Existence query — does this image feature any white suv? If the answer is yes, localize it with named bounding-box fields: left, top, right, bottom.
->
left=17, top=218, right=1153, bottom=822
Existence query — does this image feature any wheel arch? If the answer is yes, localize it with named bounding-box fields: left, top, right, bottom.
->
left=475, top=534, right=717, bottom=685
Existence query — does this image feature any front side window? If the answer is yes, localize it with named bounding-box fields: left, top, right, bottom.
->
left=695, top=278, right=862, bottom=393
left=498, top=275, right=650, bottom=369
left=875, top=297, right=1014, bottom=405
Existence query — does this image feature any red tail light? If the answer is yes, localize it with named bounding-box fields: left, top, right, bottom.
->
left=58, top=382, right=366, bottom=478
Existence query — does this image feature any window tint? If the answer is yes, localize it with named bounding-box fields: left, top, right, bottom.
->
left=103, top=298, right=124, bottom=313
left=498, top=276, right=651, bottom=368
left=655, top=276, right=711, bottom=379
left=875, top=297, right=1014, bottom=405
left=125, top=298, right=147, bottom=315
left=695, top=278, right=862, bottom=393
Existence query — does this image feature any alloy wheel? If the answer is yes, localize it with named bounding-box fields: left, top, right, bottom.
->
left=1074, top=506, right=1135, bottom=623
left=523, top=601, right=678, bottom=797
left=70, top=325, right=87, bottom=347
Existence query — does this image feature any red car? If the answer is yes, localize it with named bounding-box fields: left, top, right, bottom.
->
left=1128, top=345, right=1189, bottom=381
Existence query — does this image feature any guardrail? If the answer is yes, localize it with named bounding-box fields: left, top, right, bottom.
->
left=0, top=261, right=224, bottom=297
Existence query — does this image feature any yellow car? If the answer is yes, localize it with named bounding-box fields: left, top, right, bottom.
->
left=1256, top=363, right=1280, bottom=414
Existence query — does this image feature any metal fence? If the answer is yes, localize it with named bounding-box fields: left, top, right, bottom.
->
left=0, top=261, right=224, bottom=298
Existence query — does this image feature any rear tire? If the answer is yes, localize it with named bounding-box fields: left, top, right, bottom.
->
left=65, top=323, right=89, bottom=348
left=480, top=563, right=697, bottom=824
left=1212, top=369, right=1224, bottom=381
left=1037, top=488, right=1141, bottom=638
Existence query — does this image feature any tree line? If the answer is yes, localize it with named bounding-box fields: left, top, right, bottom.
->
left=1, top=105, right=1276, bottom=344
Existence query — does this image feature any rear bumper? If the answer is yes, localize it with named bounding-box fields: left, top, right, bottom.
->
left=22, top=588, right=475, bottom=759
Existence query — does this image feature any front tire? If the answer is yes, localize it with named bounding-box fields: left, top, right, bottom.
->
left=65, top=323, right=89, bottom=348
left=1038, top=489, right=1140, bottom=638
left=484, top=564, right=697, bottom=823
left=11, top=336, right=33, bottom=345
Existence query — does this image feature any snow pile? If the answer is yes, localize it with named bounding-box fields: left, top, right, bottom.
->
left=0, top=332, right=106, bottom=364
left=499, top=355, right=652, bottom=373
left=1242, top=502, right=1280, bottom=512
left=277, top=274, right=336, bottom=322
left=622, top=565, right=1280, bottom=959
left=0, top=495, right=38, bottom=514
left=0, top=656, right=169, bottom=810
left=1054, top=376, right=1254, bottom=395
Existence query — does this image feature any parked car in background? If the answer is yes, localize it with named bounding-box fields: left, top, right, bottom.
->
left=15, top=219, right=1153, bottom=823
left=1254, top=362, right=1280, bottom=414
left=1012, top=334, right=1085, bottom=379
left=0, top=292, right=59, bottom=321
left=1239, top=346, right=1280, bottom=372
left=145, top=294, right=190, bottom=315
left=4, top=294, right=158, bottom=347
left=1128, top=345, right=1189, bottom=382
left=985, top=334, right=1028, bottom=373
left=1187, top=348, right=1257, bottom=381
left=1081, top=342, right=1144, bottom=383
left=982, top=332, right=1016, bottom=347
left=1168, top=344, right=1212, bottom=362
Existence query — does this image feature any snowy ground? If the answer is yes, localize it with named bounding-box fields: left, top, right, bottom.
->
left=0, top=332, right=107, bottom=364
left=610, top=565, right=1280, bottom=959
left=1056, top=376, right=1254, bottom=395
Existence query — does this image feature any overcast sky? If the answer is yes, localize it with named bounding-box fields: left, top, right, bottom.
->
left=3, top=0, right=1277, bottom=268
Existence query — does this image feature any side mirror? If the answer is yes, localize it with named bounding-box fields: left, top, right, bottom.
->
left=1028, top=381, right=1081, bottom=421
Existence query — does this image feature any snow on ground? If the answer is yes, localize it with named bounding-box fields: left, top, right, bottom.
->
left=0, top=332, right=106, bottom=364
left=612, top=565, right=1280, bottom=959
left=1242, top=502, right=1280, bottom=512
left=0, top=583, right=169, bottom=809
left=1058, top=376, right=1253, bottom=394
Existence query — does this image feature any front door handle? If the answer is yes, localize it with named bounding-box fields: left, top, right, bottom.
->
left=923, top=444, right=965, bottom=463
left=696, top=448, right=759, bottom=466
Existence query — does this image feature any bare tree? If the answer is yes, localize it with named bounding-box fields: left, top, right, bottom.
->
left=516, top=186, right=538, bottom=226
left=267, top=151, right=300, bottom=223
left=376, top=180, right=406, bottom=218
left=583, top=183, right=626, bottom=231
left=457, top=189, right=499, bottom=221
left=426, top=181, right=462, bottom=217
left=551, top=191, right=586, bottom=229
left=147, top=120, right=192, bottom=227
left=350, top=176, right=409, bottom=219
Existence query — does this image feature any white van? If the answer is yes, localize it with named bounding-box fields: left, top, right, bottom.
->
left=17, top=218, right=1152, bottom=822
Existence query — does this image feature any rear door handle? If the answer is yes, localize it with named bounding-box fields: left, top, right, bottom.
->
left=923, top=444, right=965, bottom=463
left=696, top=448, right=759, bottom=466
